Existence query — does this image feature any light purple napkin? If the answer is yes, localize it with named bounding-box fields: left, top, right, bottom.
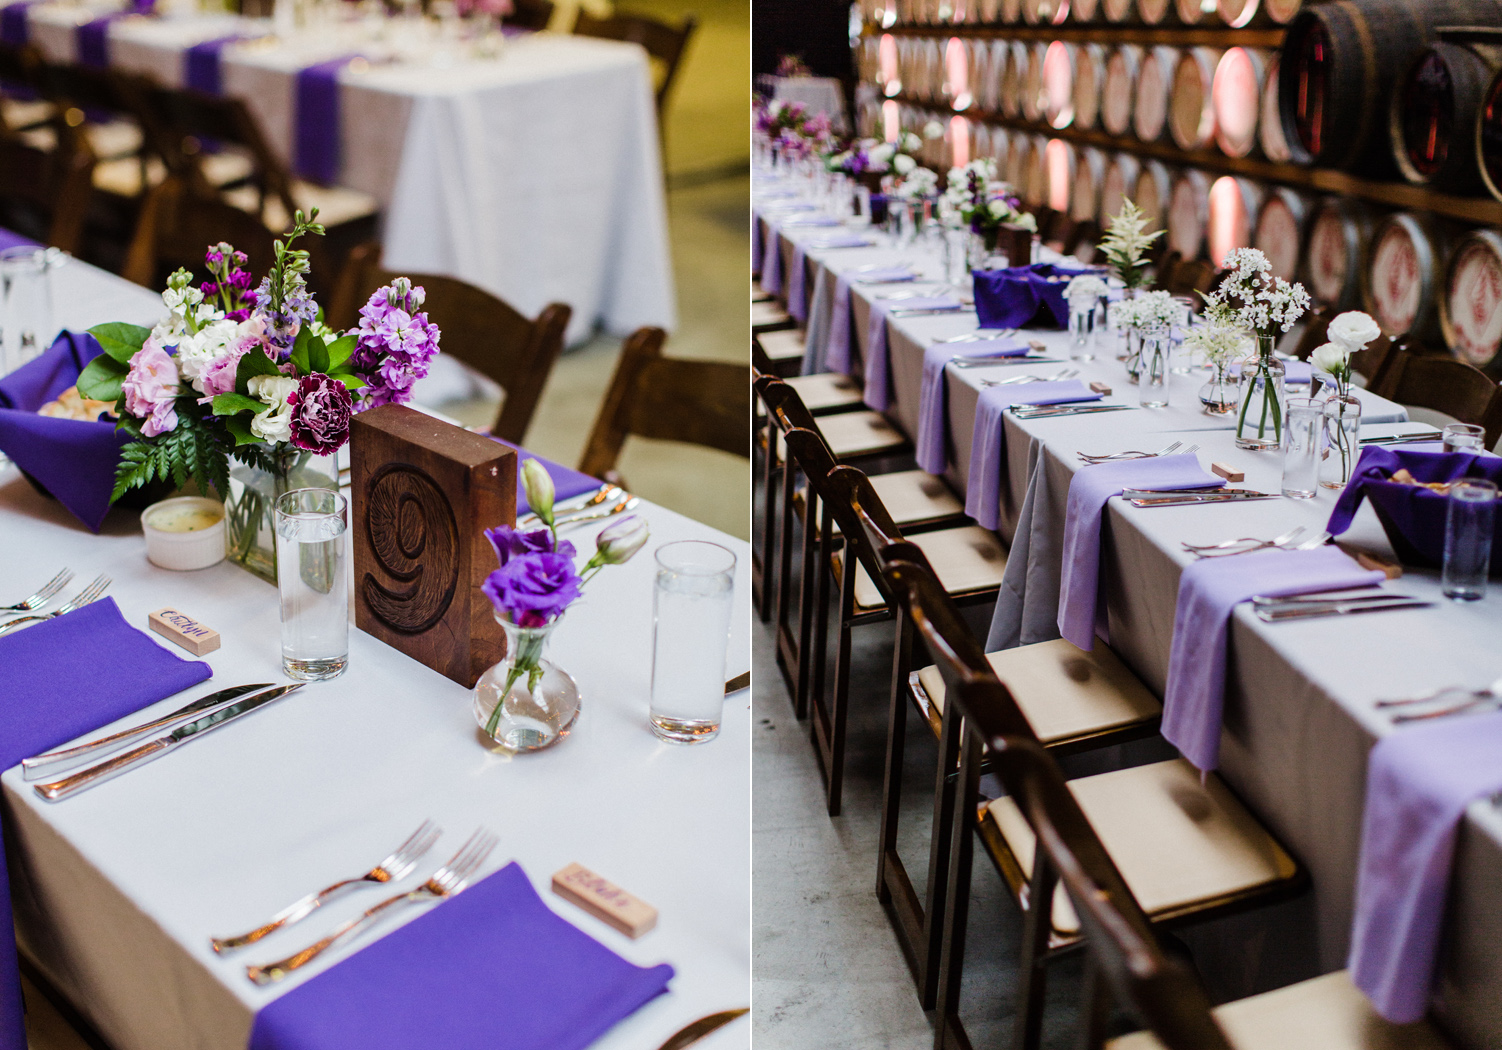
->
left=761, top=221, right=783, bottom=294
left=788, top=241, right=809, bottom=323
left=186, top=35, right=252, bottom=95
left=915, top=339, right=1029, bottom=474
left=963, top=380, right=1105, bottom=530
left=1228, top=360, right=1313, bottom=385
left=0, top=1, right=37, bottom=45
left=1348, top=712, right=1502, bottom=1023
left=1056, top=455, right=1224, bottom=650
left=863, top=296, right=961, bottom=410
left=825, top=268, right=911, bottom=374
left=751, top=211, right=763, bottom=271
left=0, top=227, right=38, bottom=252
left=294, top=55, right=360, bottom=184
left=1161, top=547, right=1383, bottom=771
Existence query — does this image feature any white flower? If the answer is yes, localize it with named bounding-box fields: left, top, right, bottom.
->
left=870, top=142, right=895, bottom=165
left=1310, top=341, right=1351, bottom=377
left=1327, top=311, right=1381, bottom=352
left=175, top=318, right=240, bottom=385
left=248, top=374, right=297, bottom=443
left=161, top=283, right=203, bottom=317
left=923, top=120, right=944, bottom=140
left=1130, top=290, right=1183, bottom=330
left=1183, top=322, right=1249, bottom=368
left=893, top=153, right=916, bottom=175
left=1013, top=212, right=1037, bottom=233
left=1065, top=275, right=1107, bottom=304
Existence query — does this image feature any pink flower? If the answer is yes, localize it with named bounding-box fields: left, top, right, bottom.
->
left=197, top=346, right=246, bottom=398
left=122, top=340, right=180, bottom=437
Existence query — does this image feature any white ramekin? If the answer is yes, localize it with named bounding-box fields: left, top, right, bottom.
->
left=141, top=497, right=227, bottom=571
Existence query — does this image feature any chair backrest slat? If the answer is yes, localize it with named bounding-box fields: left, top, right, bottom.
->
left=572, top=11, right=697, bottom=113
left=1379, top=349, right=1502, bottom=447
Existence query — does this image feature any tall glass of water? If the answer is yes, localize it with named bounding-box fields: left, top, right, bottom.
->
left=649, top=540, right=737, bottom=744
left=274, top=489, right=349, bottom=680
left=1280, top=397, right=1321, bottom=499
left=1443, top=423, right=1485, bottom=454
left=1, top=246, right=54, bottom=375
left=1443, top=479, right=1497, bottom=601
left=1068, top=297, right=1095, bottom=361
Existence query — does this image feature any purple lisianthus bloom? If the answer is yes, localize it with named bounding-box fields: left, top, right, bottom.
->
left=286, top=373, right=353, bottom=454
left=482, top=551, right=581, bottom=627
left=483, top=524, right=575, bottom=567
left=348, top=278, right=441, bottom=410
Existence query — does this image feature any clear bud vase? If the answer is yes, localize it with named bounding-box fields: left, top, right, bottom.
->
left=472, top=614, right=580, bottom=752
left=1320, top=393, right=1362, bottom=489
left=1068, top=299, right=1095, bottom=361
left=1198, top=360, right=1239, bottom=415
left=1138, top=323, right=1169, bottom=407
left=1234, top=334, right=1287, bottom=451
left=1124, top=328, right=1144, bottom=383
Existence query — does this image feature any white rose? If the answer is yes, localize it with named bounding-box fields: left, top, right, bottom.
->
left=1327, top=310, right=1381, bottom=352
left=1310, top=341, right=1350, bottom=377
left=248, top=374, right=297, bottom=443
left=924, top=120, right=944, bottom=140
left=176, top=318, right=240, bottom=385
left=893, top=153, right=915, bottom=175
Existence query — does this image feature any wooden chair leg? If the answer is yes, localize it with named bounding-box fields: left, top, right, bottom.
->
left=820, top=571, right=856, bottom=817
left=935, top=732, right=983, bottom=1050
left=1076, top=953, right=1112, bottom=1050
left=806, top=511, right=835, bottom=723
left=793, top=482, right=819, bottom=716
left=1011, top=846, right=1059, bottom=1050
left=773, top=450, right=800, bottom=700
left=920, top=686, right=965, bottom=1009
left=754, top=418, right=778, bottom=623
left=876, top=617, right=911, bottom=906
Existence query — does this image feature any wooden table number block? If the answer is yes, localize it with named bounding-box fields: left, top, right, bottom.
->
left=148, top=608, right=220, bottom=656
left=350, top=404, right=516, bottom=688
left=551, top=862, right=658, bottom=938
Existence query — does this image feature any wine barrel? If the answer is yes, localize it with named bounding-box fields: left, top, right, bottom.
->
left=980, top=0, right=1004, bottom=19
left=1004, top=128, right=1030, bottom=189
left=1138, top=0, right=1172, bottom=27
left=1023, top=0, right=1071, bottom=24
left=1167, top=169, right=1213, bottom=260
left=1021, top=41, right=1049, bottom=123
left=1073, top=0, right=1102, bottom=21
left=1101, top=44, right=1142, bottom=136
left=1043, top=40, right=1077, bottom=128
left=1073, top=43, right=1107, bottom=130
left=1000, top=40, right=1027, bottom=117
left=1103, top=0, right=1135, bottom=25
left=1177, top=0, right=1210, bottom=25
left=1218, top=0, right=1263, bottom=28
left=1253, top=186, right=1312, bottom=281
left=1258, top=54, right=1291, bottom=161
left=1100, top=152, right=1141, bottom=223
left=1214, top=47, right=1270, bottom=157
left=1303, top=198, right=1373, bottom=308
left=1133, top=158, right=1174, bottom=229
left=979, top=39, right=1005, bottom=109
left=974, top=120, right=992, bottom=162
left=1207, top=175, right=1262, bottom=267
left=927, top=37, right=946, bottom=101
left=1391, top=41, right=1501, bottom=195
left=1265, top=0, right=1300, bottom=21
left=1023, top=133, right=1051, bottom=207
left=1134, top=46, right=1180, bottom=143
left=1044, top=138, right=1076, bottom=212
left=1278, top=0, right=1502, bottom=174
left=1362, top=212, right=1450, bottom=339
left=1440, top=229, right=1502, bottom=370
left=1001, top=0, right=1024, bottom=22
left=1071, top=145, right=1107, bottom=222
left=1170, top=47, right=1223, bottom=151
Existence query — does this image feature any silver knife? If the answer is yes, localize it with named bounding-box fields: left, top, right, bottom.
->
left=952, top=355, right=1060, bottom=367
left=1360, top=432, right=1444, bottom=445
left=22, top=682, right=274, bottom=779
left=1255, top=599, right=1433, bottom=622
left=1013, top=405, right=1136, bottom=418
left=890, top=307, right=975, bottom=318
left=1121, top=487, right=1256, bottom=499
left=35, top=683, right=305, bottom=801
left=1129, top=493, right=1280, bottom=507
left=1252, top=591, right=1405, bottom=606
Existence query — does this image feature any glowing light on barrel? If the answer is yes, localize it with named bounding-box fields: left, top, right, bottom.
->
left=884, top=100, right=901, bottom=142
left=1045, top=138, right=1073, bottom=212
left=880, top=35, right=900, bottom=95
left=1206, top=176, right=1260, bottom=267
left=950, top=116, right=972, bottom=166
left=946, top=37, right=971, bottom=110
left=1441, top=230, right=1502, bottom=369
left=1217, top=0, right=1259, bottom=27
left=1213, top=48, right=1265, bottom=158
left=1043, top=41, right=1075, bottom=128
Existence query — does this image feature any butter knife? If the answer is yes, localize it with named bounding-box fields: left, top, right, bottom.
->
left=1254, top=599, right=1432, bottom=622
left=1360, top=432, right=1444, bottom=445
left=22, top=682, right=274, bottom=779
left=35, top=683, right=305, bottom=801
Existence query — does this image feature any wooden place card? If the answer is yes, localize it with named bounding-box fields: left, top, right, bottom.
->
left=148, top=608, right=219, bottom=656
left=552, top=862, right=658, bottom=939
left=1211, top=462, right=1245, bottom=482
left=1089, top=381, right=1112, bottom=396
left=350, top=404, right=517, bottom=688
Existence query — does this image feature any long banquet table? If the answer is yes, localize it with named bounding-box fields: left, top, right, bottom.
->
left=6, top=0, right=675, bottom=346
left=0, top=255, right=747, bottom=1050
left=757, top=177, right=1502, bottom=1048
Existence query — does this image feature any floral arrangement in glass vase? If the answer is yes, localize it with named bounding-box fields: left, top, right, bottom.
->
left=753, top=99, right=833, bottom=161
left=1182, top=309, right=1250, bottom=415
left=474, top=461, right=650, bottom=752
left=1311, top=310, right=1381, bottom=488
left=1109, top=290, right=1181, bottom=381
left=1098, top=198, right=1162, bottom=293
left=75, top=210, right=441, bottom=580
left=939, top=158, right=1035, bottom=262
left=1203, top=247, right=1310, bottom=451
left=890, top=165, right=939, bottom=201
left=824, top=131, right=922, bottom=184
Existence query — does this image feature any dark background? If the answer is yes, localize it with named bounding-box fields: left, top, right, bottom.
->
left=752, top=0, right=855, bottom=79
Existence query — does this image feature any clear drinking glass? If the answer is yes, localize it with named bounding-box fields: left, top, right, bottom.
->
left=852, top=185, right=872, bottom=229
left=944, top=226, right=969, bottom=287
left=1068, top=300, right=1095, bottom=361
left=649, top=540, right=737, bottom=744
left=1138, top=324, right=1169, bottom=408
left=1, top=246, right=54, bottom=375
left=1443, top=479, right=1497, bottom=601
left=1280, top=397, right=1322, bottom=499
left=1443, top=423, right=1486, bottom=454
left=274, top=489, right=349, bottom=680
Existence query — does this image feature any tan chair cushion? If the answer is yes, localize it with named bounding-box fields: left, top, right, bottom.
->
left=92, top=155, right=166, bottom=198
left=758, top=327, right=806, bottom=361
left=85, top=119, right=142, bottom=161
left=915, top=638, right=1160, bottom=746
left=753, top=279, right=773, bottom=303
left=867, top=469, right=963, bottom=526
left=224, top=179, right=378, bottom=231
left=776, top=410, right=906, bottom=461
left=1, top=98, right=54, bottom=131
left=1107, top=971, right=1452, bottom=1050
left=985, top=758, right=1298, bottom=937
left=785, top=372, right=862, bottom=411
left=753, top=300, right=791, bottom=327
left=848, top=525, right=1006, bottom=611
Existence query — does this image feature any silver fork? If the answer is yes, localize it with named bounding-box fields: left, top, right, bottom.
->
left=937, top=328, right=1016, bottom=343
left=983, top=367, right=1079, bottom=387
left=1184, top=526, right=1306, bottom=556
left=1078, top=441, right=1182, bottom=464
left=1375, top=675, right=1502, bottom=721
left=0, top=569, right=73, bottom=613
left=0, top=575, right=110, bottom=636
left=556, top=496, right=641, bottom=532
left=1194, top=526, right=1320, bottom=558
left=246, top=829, right=499, bottom=985
left=211, top=820, right=442, bottom=953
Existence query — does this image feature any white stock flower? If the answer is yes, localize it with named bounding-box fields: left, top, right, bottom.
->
left=1327, top=311, right=1381, bottom=352
left=1065, top=275, right=1107, bottom=305
left=923, top=120, right=944, bottom=140
left=175, top=318, right=240, bottom=386
left=893, top=153, right=916, bottom=175
left=248, top=374, right=297, bottom=443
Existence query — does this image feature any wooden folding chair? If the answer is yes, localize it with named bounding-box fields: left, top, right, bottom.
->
left=0, top=108, right=92, bottom=253
left=1350, top=332, right=1401, bottom=391
left=0, top=42, right=53, bottom=135
left=1289, top=304, right=1333, bottom=362
left=572, top=9, right=697, bottom=120
left=1373, top=350, right=1502, bottom=448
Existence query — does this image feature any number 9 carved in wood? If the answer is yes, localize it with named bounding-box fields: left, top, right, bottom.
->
left=361, top=466, right=460, bottom=633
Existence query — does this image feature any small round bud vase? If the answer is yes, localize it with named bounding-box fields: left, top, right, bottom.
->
left=1234, top=335, right=1286, bottom=451
left=1198, top=361, right=1239, bottom=415
left=472, top=614, right=579, bottom=752
left=1320, top=393, right=1362, bottom=489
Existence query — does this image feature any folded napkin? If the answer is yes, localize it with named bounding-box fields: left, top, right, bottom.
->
left=788, top=241, right=809, bottom=324
left=761, top=221, right=783, bottom=294
left=824, top=268, right=912, bottom=375
left=1161, top=547, right=1383, bottom=771
left=248, top=862, right=674, bottom=1050
left=294, top=56, right=360, bottom=184
left=964, top=380, right=1104, bottom=530
left=186, top=35, right=251, bottom=95
left=75, top=13, right=127, bottom=69
left=781, top=215, right=840, bottom=228
left=973, top=263, right=1089, bottom=331
left=488, top=438, right=599, bottom=517
left=1228, top=359, right=1314, bottom=385
left=1055, top=454, right=1223, bottom=649
left=0, top=597, right=213, bottom=1050
left=863, top=296, right=961, bottom=410
left=0, top=1, right=36, bottom=45
left=806, top=233, right=874, bottom=250
left=915, top=339, right=1029, bottom=474
left=1348, top=712, right=1502, bottom=1023
left=0, top=227, right=37, bottom=252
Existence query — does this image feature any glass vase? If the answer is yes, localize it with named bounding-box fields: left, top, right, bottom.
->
left=223, top=449, right=338, bottom=584
left=1138, top=323, right=1169, bottom=407
left=472, top=615, right=580, bottom=752
left=1198, top=361, right=1239, bottom=415
left=1234, top=335, right=1287, bottom=451
left=1320, top=393, right=1362, bottom=490
left=1123, top=328, right=1143, bottom=383
left=1068, top=299, right=1095, bottom=361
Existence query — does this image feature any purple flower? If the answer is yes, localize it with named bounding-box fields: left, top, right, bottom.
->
left=482, top=551, right=581, bottom=626
left=122, top=340, right=180, bottom=437
left=254, top=275, right=318, bottom=356
left=348, top=279, right=441, bottom=409
left=286, top=373, right=352, bottom=454
left=484, top=525, right=575, bottom=567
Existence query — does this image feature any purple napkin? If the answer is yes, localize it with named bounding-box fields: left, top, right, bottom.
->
left=963, top=380, right=1105, bottom=531
left=751, top=212, right=763, bottom=271
left=1228, top=359, right=1313, bottom=385
left=294, top=55, right=359, bottom=185
left=0, top=1, right=36, bottom=45
left=0, top=227, right=38, bottom=251
left=247, top=862, right=673, bottom=1050
left=0, top=331, right=133, bottom=533
left=1161, top=547, right=1383, bottom=771
left=0, top=597, right=212, bottom=1050
left=186, top=35, right=250, bottom=95
left=863, top=296, right=961, bottom=410
left=973, top=263, right=1089, bottom=331
left=824, top=268, right=911, bottom=375
left=788, top=241, right=809, bottom=324
left=761, top=221, right=783, bottom=294
left=1056, top=455, right=1223, bottom=650
left=1348, top=712, right=1502, bottom=1023
left=487, top=438, right=599, bottom=516
left=915, top=339, right=1028, bottom=474
left=75, top=13, right=127, bottom=69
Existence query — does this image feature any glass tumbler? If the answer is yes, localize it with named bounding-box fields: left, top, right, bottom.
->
left=1, top=246, right=54, bottom=375
left=1443, top=479, right=1497, bottom=601
left=1443, top=423, right=1486, bottom=454
left=944, top=226, right=969, bottom=287
left=649, top=540, right=737, bottom=744
left=1068, top=299, right=1095, bottom=361
left=1280, top=397, right=1322, bottom=499
left=274, top=489, right=349, bottom=680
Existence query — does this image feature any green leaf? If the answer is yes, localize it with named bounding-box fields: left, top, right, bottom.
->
left=76, top=355, right=128, bottom=402
left=87, top=323, right=151, bottom=363
left=235, top=346, right=281, bottom=392
left=289, top=326, right=311, bottom=375
left=324, top=334, right=356, bottom=372
left=335, top=374, right=366, bottom=391
left=223, top=415, right=261, bottom=446
left=306, top=333, right=329, bottom=375
left=212, top=392, right=268, bottom=417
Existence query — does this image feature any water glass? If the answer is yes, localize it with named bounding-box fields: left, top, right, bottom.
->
left=1443, top=423, right=1486, bottom=454
left=1443, top=479, right=1497, bottom=601
left=274, top=489, right=349, bottom=680
left=944, top=227, right=970, bottom=287
left=1138, top=326, right=1169, bottom=408
left=1280, top=397, right=1322, bottom=499
left=1068, top=301, right=1095, bottom=362
left=1, top=247, right=54, bottom=376
left=852, top=185, right=872, bottom=229
left=649, top=540, right=737, bottom=744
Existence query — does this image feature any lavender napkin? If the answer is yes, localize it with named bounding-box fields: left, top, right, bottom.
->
left=915, top=339, right=1029, bottom=474
left=863, top=296, right=961, bottom=410
left=972, top=263, right=1088, bottom=331
left=1161, top=547, right=1383, bottom=771
left=1229, top=359, right=1314, bottom=385
left=186, top=35, right=251, bottom=95
left=964, top=380, right=1105, bottom=530
left=75, top=13, right=126, bottom=69
left=294, top=55, right=359, bottom=184
left=761, top=221, right=783, bottom=294
left=1056, top=455, right=1223, bottom=650
left=751, top=212, right=763, bottom=271
left=0, top=227, right=37, bottom=251
left=248, top=862, right=674, bottom=1050
left=0, top=597, right=213, bottom=1050
left=0, top=1, right=36, bottom=45
left=487, top=438, right=599, bottom=517
left=788, top=241, right=809, bottom=324
left=1348, top=712, right=1502, bottom=1023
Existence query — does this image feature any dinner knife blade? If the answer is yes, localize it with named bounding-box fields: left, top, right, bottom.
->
left=952, top=355, right=1061, bottom=367
left=1360, top=432, right=1444, bottom=445
left=35, top=683, right=305, bottom=802
left=1254, top=599, right=1433, bottom=622
left=21, top=682, right=274, bottom=779
left=1012, top=405, right=1136, bottom=418
left=1128, top=493, right=1280, bottom=507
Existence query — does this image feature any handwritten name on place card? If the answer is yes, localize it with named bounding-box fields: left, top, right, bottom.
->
left=551, top=862, right=657, bottom=938
left=149, top=608, right=220, bottom=656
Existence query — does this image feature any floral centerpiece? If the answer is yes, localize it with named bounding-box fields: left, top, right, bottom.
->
left=890, top=165, right=938, bottom=201
left=474, top=461, right=649, bottom=751
left=1182, top=304, right=1250, bottom=414
left=75, top=210, right=442, bottom=581
left=776, top=53, right=813, bottom=78
left=1064, top=274, right=1108, bottom=361
left=939, top=158, right=1035, bottom=247
left=1109, top=290, right=1181, bottom=383
left=753, top=99, right=833, bottom=162
left=824, top=131, right=922, bottom=188
left=1311, top=310, right=1381, bottom=487
left=1098, top=198, right=1162, bottom=293
left=1203, top=247, right=1311, bottom=450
